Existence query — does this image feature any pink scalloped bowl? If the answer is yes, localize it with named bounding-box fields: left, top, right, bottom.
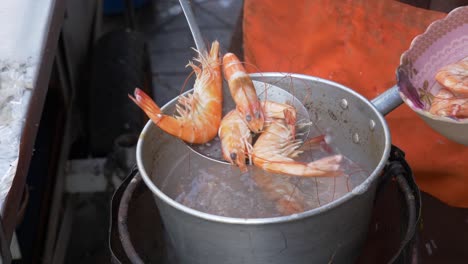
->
left=397, top=6, right=468, bottom=145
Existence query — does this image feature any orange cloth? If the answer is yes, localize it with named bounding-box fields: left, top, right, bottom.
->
left=243, top=0, right=468, bottom=207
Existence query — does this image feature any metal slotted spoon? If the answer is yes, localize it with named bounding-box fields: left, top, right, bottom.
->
left=179, top=0, right=310, bottom=164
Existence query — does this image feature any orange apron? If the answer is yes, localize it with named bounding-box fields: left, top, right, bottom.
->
left=243, top=0, right=468, bottom=208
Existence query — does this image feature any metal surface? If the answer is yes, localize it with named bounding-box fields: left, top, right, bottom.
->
left=136, top=73, right=392, bottom=264
left=179, top=0, right=207, bottom=54
left=110, top=169, right=169, bottom=264
left=110, top=157, right=423, bottom=264
left=110, top=170, right=468, bottom=264
left=178, top=0, right=314, bottom=163
left=187, top=80, right=310, bottom=163
left=118, top=172, right=144, bottom=264
left=371, top=85, right=403, bottom=116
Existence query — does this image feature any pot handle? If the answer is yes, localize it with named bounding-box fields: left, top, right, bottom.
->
left=378, top=146, right=421, bottom=264
left=371, top=85, right=403, bottom=116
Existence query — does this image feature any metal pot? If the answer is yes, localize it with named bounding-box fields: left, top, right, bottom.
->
left=135, top=73, right=403, bottom=263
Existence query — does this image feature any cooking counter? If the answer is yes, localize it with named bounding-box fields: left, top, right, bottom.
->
left=0, top=0, right=65, bottom=242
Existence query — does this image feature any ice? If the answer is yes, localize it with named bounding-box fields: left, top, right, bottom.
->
left=0, top=60, right=35, bottom=211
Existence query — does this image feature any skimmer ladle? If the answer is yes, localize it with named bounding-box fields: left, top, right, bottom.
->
left=178, top=0, right=310, bottom=164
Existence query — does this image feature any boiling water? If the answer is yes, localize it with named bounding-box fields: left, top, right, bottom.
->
left=156, top=137, right=368, bottom=218
left=152, top=75, right=373, bottom=218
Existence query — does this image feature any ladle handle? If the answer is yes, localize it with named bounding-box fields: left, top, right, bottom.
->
left=371, top=85, right=403, bottom=116
left=179, top=0, right=208, bottom=54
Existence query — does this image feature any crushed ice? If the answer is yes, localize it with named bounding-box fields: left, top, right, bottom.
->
left=0, top=59, right=35, bottom=210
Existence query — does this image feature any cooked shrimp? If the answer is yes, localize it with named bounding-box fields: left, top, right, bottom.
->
left=254, top=101, right=305, bottom=214
left=129, top=41, right=222, bottom=144
left=252, top=121, right=338, bottom=215
left=219, top=100, right=297, bottom=172
left=252, top=117, right=343, bottom=177
left=252, top=171, right=305, bottom=215
left=429, top=88, right=468, bottom=118
left=262, top=100, right=297, bottom=136
left=223, top=53, right=264, bottom=133
left=435, top=57, right=468, bottom=97
left=218, top=110, right=252, bottom=173
left=218, top=107, right=306, bottom=214
left=262, top=100, right=297, bottom=120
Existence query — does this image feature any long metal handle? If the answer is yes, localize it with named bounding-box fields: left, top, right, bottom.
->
left=179, top=0, right=207, bottom=54
left=371, top=85, right=403, bottom=116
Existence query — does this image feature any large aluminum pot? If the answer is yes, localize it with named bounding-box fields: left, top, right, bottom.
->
left=136, top=73, right=392, bottom=264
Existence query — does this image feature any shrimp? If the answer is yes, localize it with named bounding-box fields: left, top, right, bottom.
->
left=429, top=88, right=468, bottom=118
left=218, top=100, right=296, bottom=172
left=252, top=171, right=306, bottom=215
left=252, top=103, right=336, bottom=214
left=252, top=108, right=343, bottom=177
left=262, top=100, right=297, bottom=136
left=129, top=41, right=222, bottom=144
left=220, top=100, right=305, bottom=214
left=435, top=57, right=468, bottom=97
left=223, top=53, right=264, bottom=133
left=218, top=110, right=252, bottom=173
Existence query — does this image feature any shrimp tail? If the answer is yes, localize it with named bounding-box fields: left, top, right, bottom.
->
left=306, top=155, right=343, bottom=176
left=128, top=88, right=162, bottom=124
left=254, top=154, right=343, bottom=177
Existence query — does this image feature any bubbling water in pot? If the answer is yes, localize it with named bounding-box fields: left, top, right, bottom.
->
left=157, top=132, right=368, bottom=218
left=147, top=73, right=371, bottom=218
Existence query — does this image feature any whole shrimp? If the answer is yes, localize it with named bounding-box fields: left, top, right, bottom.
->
left=218, top=101, right=308, bottom=215
left=253, top=130, right=341, bottom=215
left=223, top=53, right=264, bottom=133
left=129, top=41, right=222, bottom=144
left=218, top=101, right=297, bottom=172
left=429, top=88, right=468, bottom=118
left=252, top=105, right=343, bottom=177
left=252, top=171, right=306, bottom=215
left=218, top=109, right=252, bottom=173
left=262, top=100, right=297, bottom=135
left=435, top=56, right=468, bottom=97
left=219, top=100, right=341, bottom=215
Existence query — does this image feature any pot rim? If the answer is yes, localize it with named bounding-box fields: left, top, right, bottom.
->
left=136, top=73, right=391, bottom=225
